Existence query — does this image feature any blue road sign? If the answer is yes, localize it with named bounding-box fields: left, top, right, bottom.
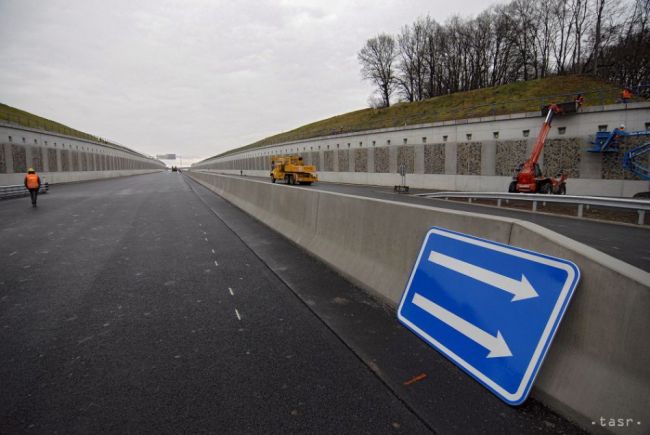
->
left=397, top=227, right=580, bottom=405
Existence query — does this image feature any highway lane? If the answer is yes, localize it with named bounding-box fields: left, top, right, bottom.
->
left=0, top=173, right=428, bottom=433
left=0, top=172, right=584, bottom=433
left=237, top=173, right=650, bottom=272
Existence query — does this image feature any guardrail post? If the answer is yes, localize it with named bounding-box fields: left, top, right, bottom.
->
left=532, top=201, right=537, bottom=212
left=497, top=199, right=502, bottom=207
left=468, top=198, right=472, bottom=204
left=578, top=204, right=584, bottom=218
left=638, top=210, right=646, bottom=225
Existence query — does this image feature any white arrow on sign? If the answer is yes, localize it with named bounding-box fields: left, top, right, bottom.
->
left=412, top=293, right=513, bottom=358
left=428, top=251, right=538, bottom=301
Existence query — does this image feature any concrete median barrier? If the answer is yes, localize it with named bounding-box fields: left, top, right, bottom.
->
left=188, top=170, right=649, bottom=435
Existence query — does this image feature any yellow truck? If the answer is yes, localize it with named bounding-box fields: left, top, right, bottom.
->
left=270, top=155, right=318, bottom=185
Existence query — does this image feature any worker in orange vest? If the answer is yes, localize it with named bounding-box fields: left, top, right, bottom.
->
left=621, top=87, right=633, bottom=103
left=24, top=168, right=41, bottom=207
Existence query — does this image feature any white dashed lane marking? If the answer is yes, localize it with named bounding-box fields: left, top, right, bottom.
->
left=214, top=260, right=219, bottom=267
left=228, top=287, right=234, bottom=296
left=235, top=309, right=241, bottom=321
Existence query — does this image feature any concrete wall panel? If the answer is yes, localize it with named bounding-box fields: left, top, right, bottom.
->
left=0, top=144, right=6, bottom=173
left=456, top=142, right=482, bottom=175
left=374, top=147, right=389, bottom=173
left=31, top=146, right=44, bottom=172
left=495, top=140, right=528, bottom=176
left=544, top=139, right=581, bottom=178
left=193, top=104, right=650, bottom=197
left=396, top=145, right=415, bottom=173
left=323, top=150, right=334, bottom=172
left=354, top=148, right=368, bottom=172
left=11, top=145, right=27, bottom=173
left=337, top=149, right=349, bottom=172
left=423, top=143, right=445, bottom=174
left=509, top=222, right=650, bottom=434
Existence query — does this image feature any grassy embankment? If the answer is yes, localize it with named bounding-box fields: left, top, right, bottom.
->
left=0, top=103, right=109, bottom=144
left=215, top=75, right=625, bottom=159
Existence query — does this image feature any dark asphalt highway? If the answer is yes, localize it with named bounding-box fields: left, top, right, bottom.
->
left=239, top=173, right=650, bottom=272
left=0, top=172, right=583, bottom=433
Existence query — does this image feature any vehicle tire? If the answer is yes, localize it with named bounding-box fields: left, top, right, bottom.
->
left=539, top=183, right=551, bottom=194
left=559, top=184, right=566, bottom=195
left=288, top=175, right=294, bottom=185
left=271, top=177, right=276, bottom=183
left=508, top=181, right=517, bottom=193
left=303, top=182, right=312, bottom=186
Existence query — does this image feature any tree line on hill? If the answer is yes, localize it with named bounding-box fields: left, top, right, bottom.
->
left=358, top=0, right=649, bottom=107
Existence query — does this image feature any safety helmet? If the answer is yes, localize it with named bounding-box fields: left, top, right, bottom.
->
left=620, top=124, right=625, bottom=130
left=27, top=168, right=35, bottom=173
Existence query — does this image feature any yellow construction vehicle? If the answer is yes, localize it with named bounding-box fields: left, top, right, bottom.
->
left=270, top=155, right=318, bottom=185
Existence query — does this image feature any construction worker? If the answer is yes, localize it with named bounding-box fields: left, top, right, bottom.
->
left=575, top=93, right=584, bottom=110
left=24, top=168, right=41, bottom=207
left=621, top=87, right=633, bottom=103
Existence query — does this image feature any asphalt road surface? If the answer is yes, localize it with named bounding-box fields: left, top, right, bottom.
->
left=1, top=172, right=584, bottom=433
left=239, top=173, right=650, bottom=272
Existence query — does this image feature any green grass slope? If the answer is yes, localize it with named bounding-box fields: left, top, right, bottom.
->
left=0, top=103, right=110, bottom=144
left=215, top=75, right=625, bottom=159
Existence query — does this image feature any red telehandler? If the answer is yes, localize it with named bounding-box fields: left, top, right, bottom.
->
left=508, top=103, right=574, bottom=194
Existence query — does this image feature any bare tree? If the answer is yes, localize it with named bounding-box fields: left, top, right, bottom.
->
left=489, top=5, right=517, bottom=86
left=570, top=0, right=590, bottom=72
left=535, top=0, right=555, bottom=77
left=589, top=0, right=607, bottom=74
left=358, top=34, right=398, bottom=108
left=422, top=17, right=443, bottom=98
left=358, top=0, right=649, bottom=105
left=551, top=0, right=576, bottom=73
left=396, top=19, right=429, bottom=102
left=509, top=0, right=539, bottom=80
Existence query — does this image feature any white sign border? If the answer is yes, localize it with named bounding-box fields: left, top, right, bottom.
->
left=397, top=227, right=580, bottom=405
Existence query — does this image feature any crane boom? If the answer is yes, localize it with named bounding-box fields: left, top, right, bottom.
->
left=509, top=103, right=567, bottom=194
left=528, top=106, right=558, bottom=166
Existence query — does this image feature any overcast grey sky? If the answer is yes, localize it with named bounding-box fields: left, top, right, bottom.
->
left=1, top=0, right=497, bottom=163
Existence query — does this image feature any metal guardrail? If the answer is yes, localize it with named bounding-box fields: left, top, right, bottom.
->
left=414, top=191, right=650, bottom=225
left=0, top=183, right=49, bottom=200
